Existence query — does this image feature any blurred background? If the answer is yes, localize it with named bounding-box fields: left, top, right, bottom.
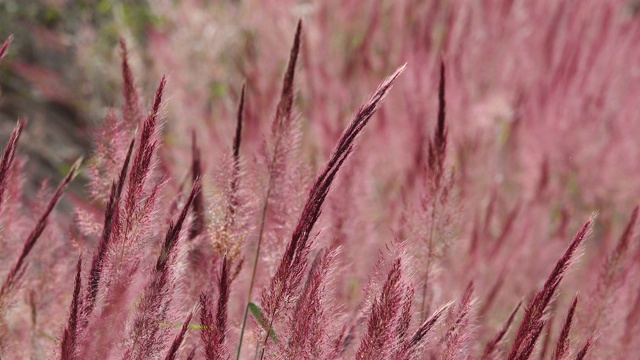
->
left=0, top=0, right=163, bottom=194
left=1, top=0, right=640, bottom=255
left=3, top=0, right=640, bottom=238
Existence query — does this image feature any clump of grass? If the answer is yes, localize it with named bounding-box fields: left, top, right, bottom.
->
left=0, top=2, right=639, bottom=358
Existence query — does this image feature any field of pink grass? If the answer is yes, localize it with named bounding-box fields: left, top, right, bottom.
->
left=1, top=0, right=640, bottom=359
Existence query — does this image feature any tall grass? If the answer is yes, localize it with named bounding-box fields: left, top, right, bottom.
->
left=0, top=1, right=639, bottom=358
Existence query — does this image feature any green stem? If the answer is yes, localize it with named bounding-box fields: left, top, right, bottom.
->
left=236, top=172, right=274, bottom=360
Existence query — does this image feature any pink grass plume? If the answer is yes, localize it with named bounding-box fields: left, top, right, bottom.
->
left=0, top=158, right=80, bottom=303
left=259, top=63, right=406, bottom=355
left=201, top=256, right=231, bottom=359
left=508, top=219, right=593, bottom=360
left=84, top=139, right=134, bottom=317
left=0, top=119, right=25, bottom=216
left=356, top=259, right=405, bottom=360
left=120, top=39, right=142, bottom=126
left=393, top=301, right=452, bottom=359
left=188, top=132, right=205, bottom=239
left=125, top=179, right=201, bottom=359
left=575, top=337, right=593, bottom=360
left=60, top=256, right=83, bottom=360
left=481, top=302, right=522, bottom=359
left=552, top=296, right=578, bottom=360
left=164, top=310, right=194, bottom=360
left=0, top=35, right=12, bottom=62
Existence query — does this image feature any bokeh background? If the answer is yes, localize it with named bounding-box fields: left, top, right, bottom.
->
left=3, top=0, right=640, bottom=216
